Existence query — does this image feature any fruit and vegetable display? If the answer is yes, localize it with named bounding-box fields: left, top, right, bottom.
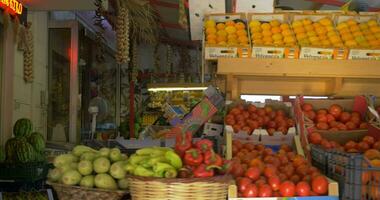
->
left=3, top=118, right=46, bottom=163
left=231, top=140, right=330, bottom=197
left=302, top=103, right=368, bottom=131
left=249, top=19, right=296, bottom=46
left=48, top=145, right=129, bottom=190
left=204, top=19, right=249, bottom=46
left=2, top=191, right=49, bottom=200
left=336, top=19, right=380, bottom=48
left=225, top=104, right=295, bottom=135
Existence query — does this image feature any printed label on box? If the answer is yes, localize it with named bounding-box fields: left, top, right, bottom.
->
left=205, top=47, right=238, bottom=59
left=252, top=47, right=299, bottom=59
left=300, top=47, right=334, bottom=59
left=349, top=49, right=380, bottom=60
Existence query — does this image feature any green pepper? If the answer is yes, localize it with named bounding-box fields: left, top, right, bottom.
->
left=164, top=167, right=178, bottom=178
left=153, top=162, right=175, bottom=172
left=134, top=166, right=154, bottom=177
left=165, top=151, right=183, bottom=169
left=123, top=163, right=137, bottom=174
left=129, top=155, right=150, bottom=165
left=153, top=170, right=165, bottom=178
left=147, top=156, right=169, bottom=167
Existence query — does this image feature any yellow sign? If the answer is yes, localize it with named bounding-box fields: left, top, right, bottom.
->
left=0, top=0, right=23, bottom=15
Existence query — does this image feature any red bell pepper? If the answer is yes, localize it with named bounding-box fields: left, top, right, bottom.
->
left=204, top=149, right=223, bottom=167
left=175, top=131, right=192, bottom=157
left=194, top=139, right=213, bottom=153
left=184, top=148, right=203, bottom=166
left=193, top=164, right=221, bottom=178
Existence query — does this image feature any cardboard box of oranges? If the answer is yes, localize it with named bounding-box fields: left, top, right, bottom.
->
left=248, top=13, right=300, bottom=59
left=291, top=13, right=348, bottom=60
left=335, top=14, right=380, bottom=60
left=203, top=13, right=252, bottom=60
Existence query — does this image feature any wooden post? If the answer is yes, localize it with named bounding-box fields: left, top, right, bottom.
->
left=129, top=80, right=135, bottom=138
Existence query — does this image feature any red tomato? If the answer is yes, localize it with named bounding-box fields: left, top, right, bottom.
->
left=230, top=108, right=241, bottom=115
left=317, top=109, right=328, bottom=115
left=242, top=111, right=250, bottom=119
left=351, top=111, right=361, bottom=119
left=225, top=118, right=236, bottom=126
left=280, top=144, right=293, bottom=152
left=274, top=116, right=285, bottom=124
left=258, top=184, right=273, bottom=197
left=287, top=119, right=295, bottom=127
left=257, top=117, right=264, bottom=127
left=326, top=114, right=335, bottom=123
left=329, top=127, right=339, bottom=131
left=339, top=112, right=351, bottom=123
left=290, top=174, right=301, bottom=184
left=277, top=120, right=288, bottom=128
left=345, top=141, right=358, bottom=151
left=242, top=184, right=258, bottom=197
left=232, top=140, right=243, bottom=150
left=296, top=181, right=311, bottom=196
left=269, top=112, right=276, bottom=119
left=302, top=103, right=313, bottom=112
left=329, top=104, right=342, bottom=118
left=316, top=122, right=329, bottom=130
left=308, top=132, right=322, bottom=145
left=257, top=108, right=266, bottom=117
left=277, top=126, right=288, bottom=135
left=238, top=177, right=252, bottom=192
left=267, top=121, right=277, bottom=129
left=329, top=120, right=338, bottom=128
left=337, top=123, right=347, bottom=131
left=311, top=176, right=328, bottom=195
left=359, top=122, right=368, bottom=129
left=350, top=116, right=361, bottom=125
left=235, top=114, right=245, bottom=122
left=247, top=105, right=257, bottom=113
left=363, top=136, right=375, bottom=146
left=231, top=163, right=245, bottom=178
left=280, top=181, right=296, bottom=197
left=264, top=165, right=278, bottom=178
left=268, top=176, right=281, bottom=191
left=345, top=121, right=357, bottom=130
left=243, top=143, right=255, bottom=151
left=315, top=114, right=328, bottom=123
left=250, top=113, right=259, bottom=120
left=358, top=142, right=370, bottom=152
left=296, top=164, right=309, bottom=177
left=373, top=141, right=380, bottom=150
left=232, top=125, right=242, bottom=133
left=305, top=110, right=316, bottom=120
left=245, top=167, right=261, bottom=181
left=276, top=110, right=286, bottom=117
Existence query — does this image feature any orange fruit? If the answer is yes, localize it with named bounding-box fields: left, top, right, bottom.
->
left=302, top=18, right=313, bottom=26
left=235, top=22, right=246, bottom=30
left=262, top=30, right=273, bottom=37
left=368, top=20, right=378, bottom=27
left=346, top=19, right=358, bottom=26
left=339, top=28, right=351, bottom=35
left=217, top=35, right=227, bottom=42
left=307, top=31, right=317, bottom=37
left=251, top=26, right=262, bottom=33
left=271, top=27, right=282, bottom=34
left=261, top=23, right=271, bottom=30
left=272, top=33, right=283, bottom=41
left=218, top=41, right=227, bottom=45
left=362, top=29, right=373, bottom=36
left=253, top=39, right=264, bottom=45
left=206, top=27, right=217, bottom=35
left=207, top=34, right=217, bottom=41
left=365, top=35, right=376, bottom=41
left=228, top=34, right=238, bottom=40
left=370, top=26, right=380, bottom=34
left=345, top=40, right=357, bottom=47
left=273, top=40, right=284, bottom=46
left=359, top=23, right=369, bottom=30
left=296, top=33, right=307, bottom=41
left=341, top=33, right=354, bottom=41
left=284, top=36, right=296, bottom=44
left=236, top=29, right=247, bottom=36
left=329, top=35, right=342, bottom=44
left=319, top=18, right=332, bottom=26
left=263, top=36, right=273, bottom=43
left=282, top=29, right=293, bottom=37
left=238, top=35, right=249, bottom=43
left=305, top=24, right=314, bottom=32
left=355, top=36, right=367, bottom=44
left=322, top=40, right=331, bottom=46
left=319, top=35, right=328, bottom=41
left=349, top=25, right=361, bottom=33
left=309, top=36, right=319, bottom=43
left=293, top=27, right=306, bottom=34
left=376, top=33, right=380, bottom=39
left=225, top=21, right=235, bottom=26
left=316, top=27, right=327, bottom=36
left=270, top=20, right=281, bottom=27
left=325, top=26, right=334, bottom=32
left=252, top=33, right=263, bottom=40
left=292, top=20, right=303, bottom=28
left=204, top=20, right=216, bottom=28
left=337, top=22, right=348, bottom=31
left=327, top=31, right=338, bottom=38
left=207, top=39, right=217, bottom=44
left=216, top=23, right=226, bottom=30
left=369, top=40, right=380, bottom=47
left=225, top=26, right=237, bottom=34
left=280, top=23, right=290, bottom=30
left=313, top=22, right=322, bottom=29
left=352, top=31, right=364, bottom=37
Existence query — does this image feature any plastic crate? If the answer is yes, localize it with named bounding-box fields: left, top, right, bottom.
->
left=311, top=145, right=380, bottom=200
left=0, top=162, right=51, bottom=182
left=310, top=144, right=328, bottom=174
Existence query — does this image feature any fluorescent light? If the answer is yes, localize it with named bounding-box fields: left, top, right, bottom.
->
left=241, top=95, right=282, bottom=103
left=148, top=87, right=208, bottom=92
left=289, top=96, right=328, bottom=99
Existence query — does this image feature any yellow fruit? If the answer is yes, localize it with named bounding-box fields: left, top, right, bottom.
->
left=349, top=25, right=360, bottom=33
left=262, top=30, right=273, bottom=37
left=325, top=26, right=334, bottom=32
left=252, top=33, right=263, bottom=40
left=339, top=28, right=351, bottom=35
left=327, top=31, right=338, bottom=38
left=225, top=21, right=235, bottom=27
left=263, top=36, right=273, bottom=43
left=225, top=26, right=237, bottom=34
left=368, top=20, right=378, bottom=27
left=359, top=23, right=369, bottom=30
left=218, top=41, right=227, bottom=45
left=319, top=18, right=332, bottom=26
left=370, top=26, right=380, bottom=34
left=346, top=19, right=357, bottom=26
left=355, top=36, right=367, bottom=44
left=360, top=42, right=370, bottom=48
left=376, top=33, right=380, bottom=39
left=352, top=31, right=364, bottom=37
left=272, top=33, right=283, bottom=41
left=253, top=39, right=264, bottom=45
left=217, top=35, right=227, bottom=43
left=206, top=27, right=217, bottom=35
left=313, top=22, right=322, bottom=29
left=284, top=36, right=296, bottom=44
left=217, top=30, right=228, bottom=37
left=235, top=22, right=246, bottom=30
left=205, top=20, right=216, bottom=28
left=216, top=23, right=226, bottom=30
left=305, top=25, right=314, bottom=32
left=207, top=34, right=217, bottom=41
left=273, top=40, right=284, bottom=46
left=271, top=27, right=282, bottom=34
left=282, top=30, right=293, bottom=37
left=296, top=33, right=307, bottom=41
left=261, top=23, right=271, bottom=30
left=207, top=39, right=217, bottom=44
left=293, top=27, right=306, bottom=34
left=311, top=41, right=320, bottom=46
left=280, top=23, right=290, bottom=30
left=329, top=35, right=342, bottom=44
left=322, top=40, right=331, bottom=46
left=341, top=33, right=354, bottom=41
left=337, top=22, right=348, bottom=31
left=249, top=20, right=261, bottom=28
left=236, top=29, right=247, bottom=36
left=316, top=27, right=327, bottom=36
left=319, top=35, right=328, bottom=41
left=227, top=40, right=238, bottom=45
left=228, top=34, right=238, bottom=40
left=345, top=40, right=357, bottom=47
left=363, top=29, right=373, bottom=36
left=369, top=40, right=380, bottom=47
left=309, top=36, right=319, bottom=43
left=270, top=20, right=281, bottom=27
left=307, top=31, right=317, bottom=37
left=292, top=20, right=303, bottom=28
left=302, top=18, right=313, bottom=26
left=238, top=36, right=249, bottom=43
left=366, top=35, right=376, bottom=41
left=299, top=38, right=310, bottom=46
left=333, top=43, right=344, bottom=48
left=251, top=26, right=262, bottom=33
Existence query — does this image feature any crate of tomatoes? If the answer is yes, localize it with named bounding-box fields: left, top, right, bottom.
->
left=225, top=129, right=339, bottom=199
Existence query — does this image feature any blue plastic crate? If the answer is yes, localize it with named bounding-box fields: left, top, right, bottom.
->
left=310, top=144, right=328, bottom=174
left=311, top=145, right=380, bottom=200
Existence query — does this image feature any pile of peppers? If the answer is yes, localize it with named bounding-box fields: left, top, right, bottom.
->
left=175, top=131, right=233, bottom=178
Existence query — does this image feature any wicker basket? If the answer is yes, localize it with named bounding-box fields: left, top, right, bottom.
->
left=48, top=182, right=128, bottom=200
left=127, top=175, right=232, bottom=200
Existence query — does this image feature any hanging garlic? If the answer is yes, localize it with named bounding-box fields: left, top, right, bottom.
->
left=17, top=22, right=34, bottom=83
left=115, top=5, right=130, bottom=64
left=166, top=45, right=173, bottom=73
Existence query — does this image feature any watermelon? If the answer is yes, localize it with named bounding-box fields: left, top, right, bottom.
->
left=5, top=137, right=36, bottom=163
left=28, top=132, right=45, bottom=152
left=13, top=118, right=33, bottom=138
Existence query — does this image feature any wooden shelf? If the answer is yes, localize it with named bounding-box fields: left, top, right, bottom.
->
left=217, top=58, right=380, bottom=100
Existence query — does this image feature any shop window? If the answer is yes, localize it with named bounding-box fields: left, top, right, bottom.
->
left=240, top=95, right=282, bottom=103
